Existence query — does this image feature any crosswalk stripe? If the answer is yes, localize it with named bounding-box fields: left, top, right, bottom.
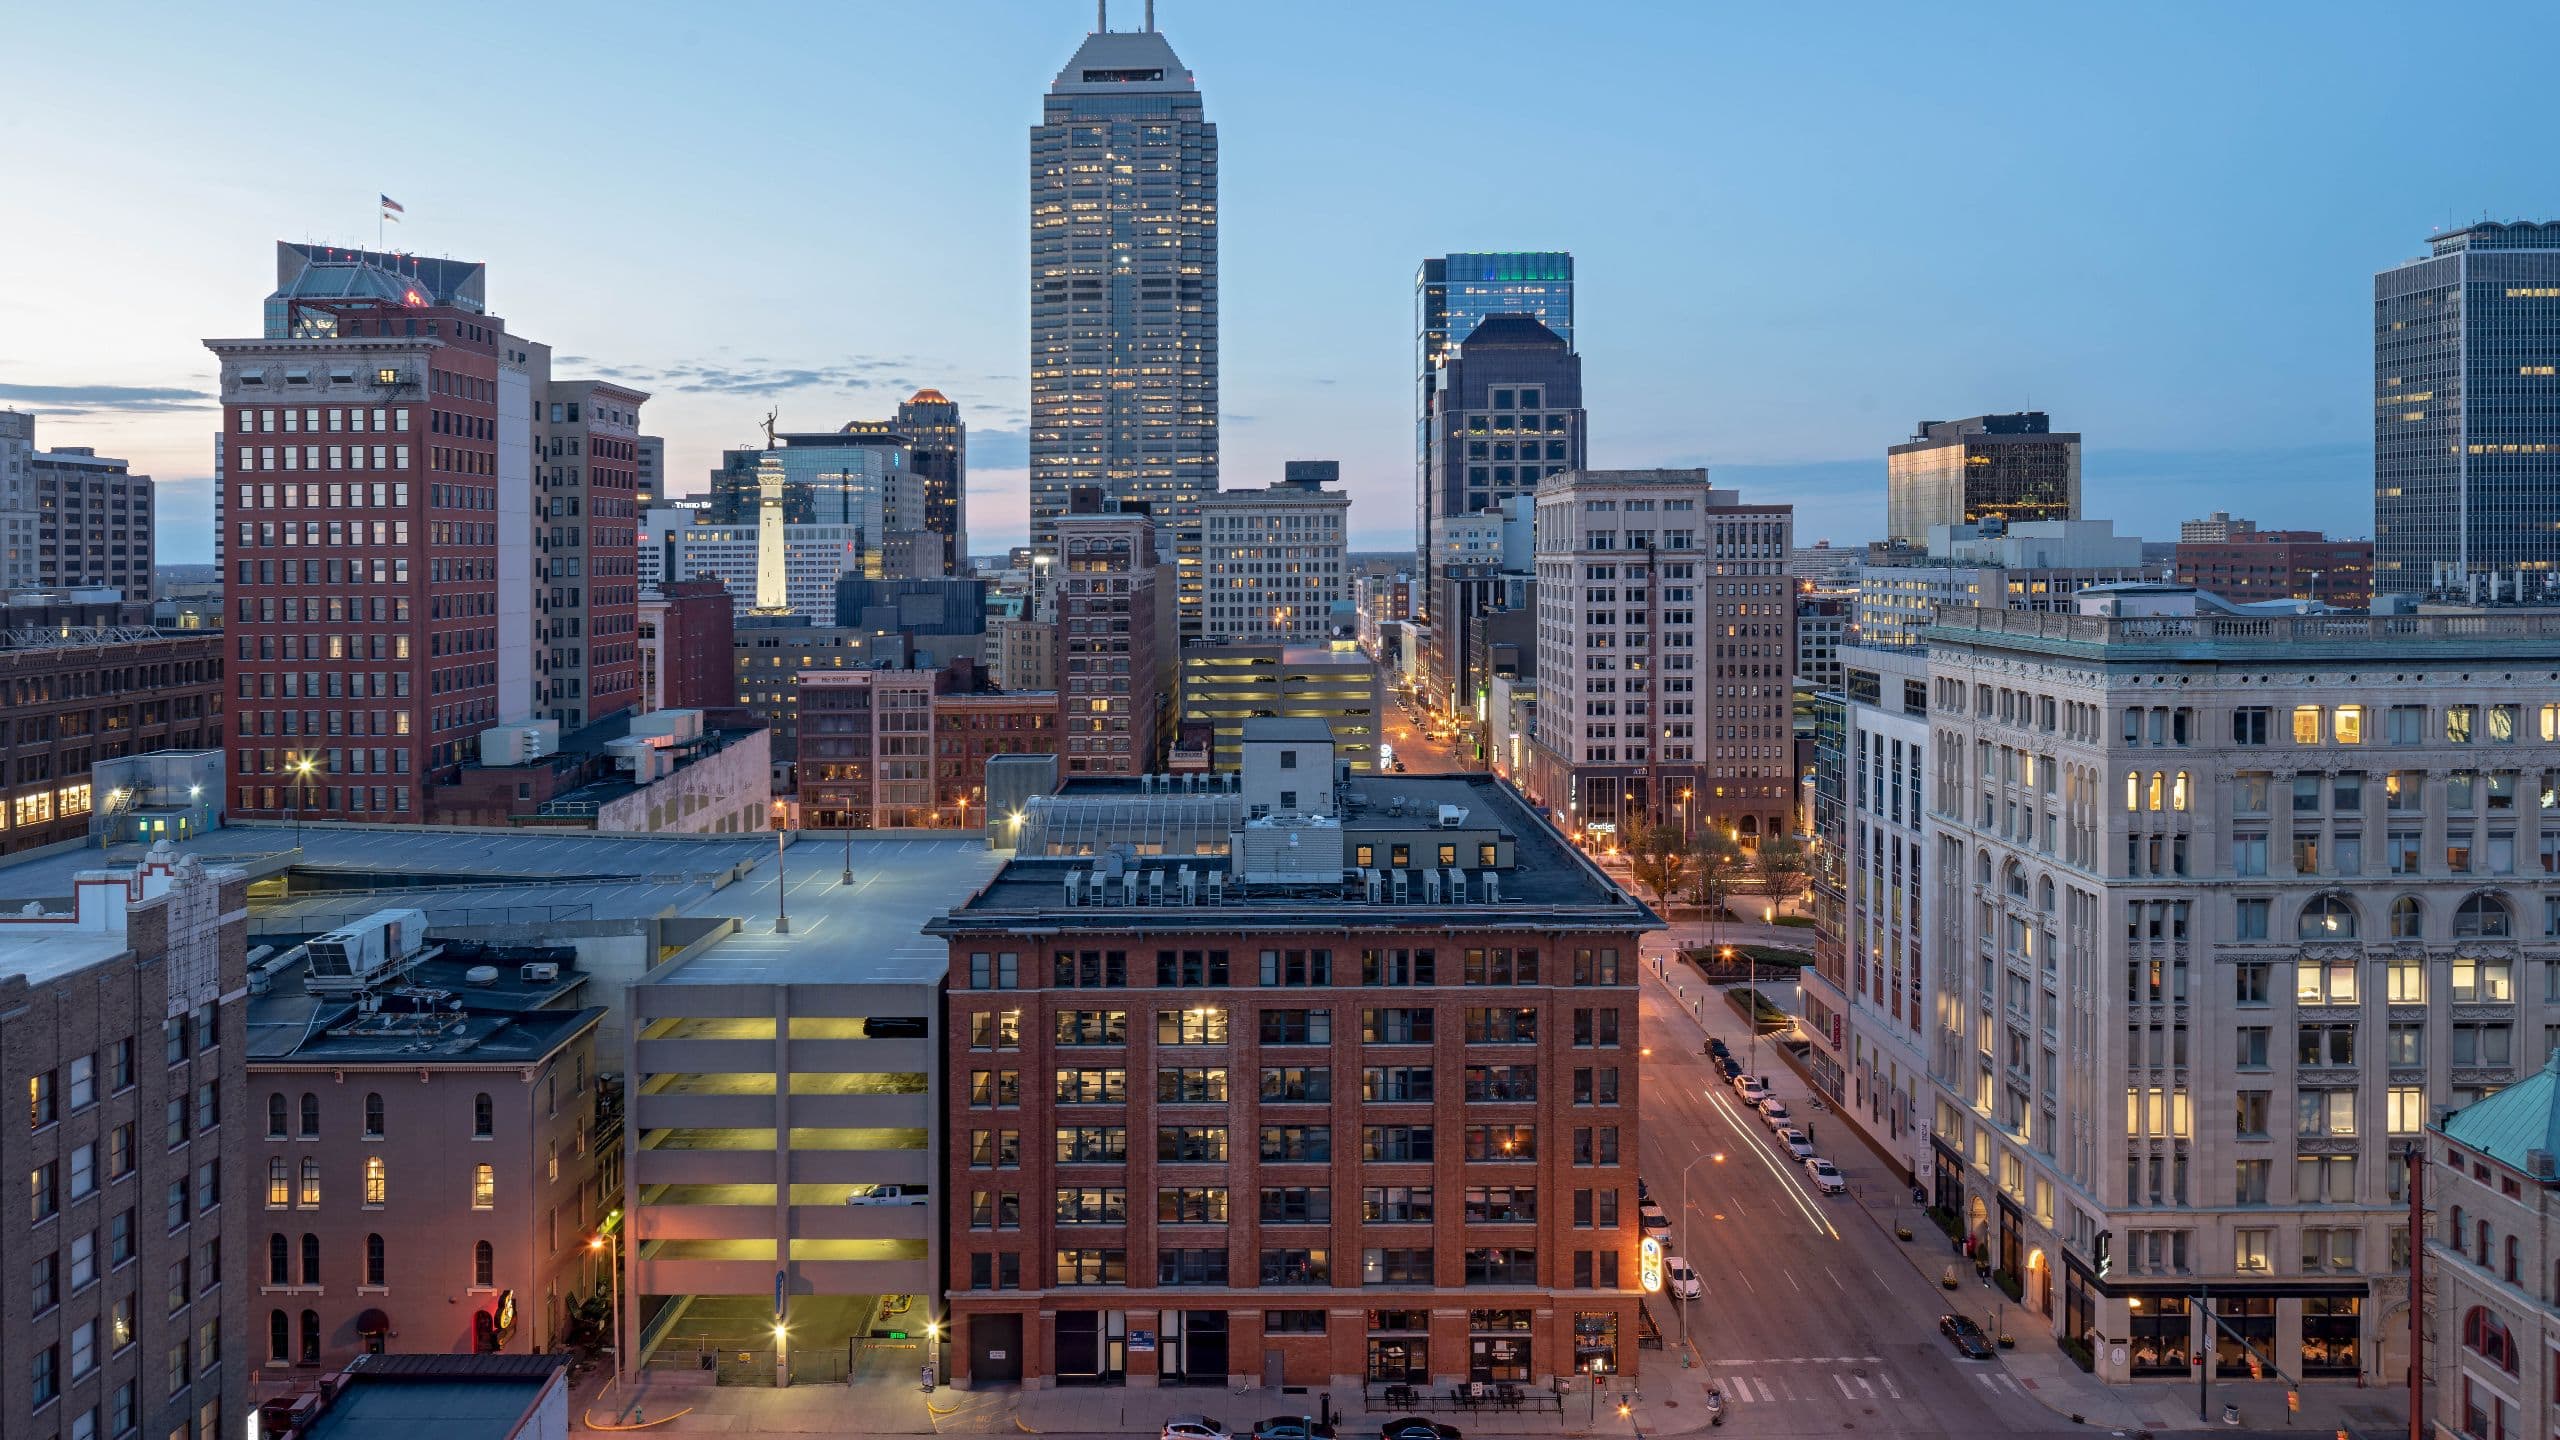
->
left=1880, top=1374, right=1903, bottom=1401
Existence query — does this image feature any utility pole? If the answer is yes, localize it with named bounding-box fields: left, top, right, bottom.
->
left=773, top=827, right=791, bottom=933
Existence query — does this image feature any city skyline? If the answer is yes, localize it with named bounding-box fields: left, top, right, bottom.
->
left=6, top=1, right=2558, bottom=562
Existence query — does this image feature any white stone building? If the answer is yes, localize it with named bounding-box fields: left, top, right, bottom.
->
left=1919, top=593, right=2560, bottom=1388
left=1199, top=466, right=1351, bottom=644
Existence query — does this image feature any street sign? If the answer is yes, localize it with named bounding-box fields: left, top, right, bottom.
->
left=1638, top=1237, right=1664, bottom=1293
left=1129, top=1330, right=1157, bottom=1352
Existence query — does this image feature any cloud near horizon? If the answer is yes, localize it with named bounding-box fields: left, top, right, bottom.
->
left=0, top=382, right=214, bottom=414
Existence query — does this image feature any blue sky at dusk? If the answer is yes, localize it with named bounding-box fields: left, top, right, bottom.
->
left=3, top=0, right=2554, bottom=560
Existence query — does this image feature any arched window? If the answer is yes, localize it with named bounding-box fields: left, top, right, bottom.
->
left=2390, top=896, right=2424, bottom=939
left=363, top=1092, right=384, bottom=1139
left=2463, top=1306, right=2519, bottom=1374
left=2148, top=771, right=2165, bottom=812
left=2124, top=770, right=2139, bottom=812
left=267, top=1094, right=288, bottom=1139
left=474, top=1240, right=495, bottom=1288
left=364, top=1155, right=386, bottom=1206
left=1976, top=851, right=1993, bottom=886
left=2037, top=877, right=2056, bottom=913
left=299, top=1156, right=321, bottom=1207
left=301, top=1234, right=320, bottom=1285
left=269, top=1309, right=290, bottom=1363
left=2298, top=895, right=2358, bottom=940
left=2171, top=772, right=2190, bottom=812
left=268, top=1234, right=289, bottom=1285
left=472, top=1093, right=493, bottom=1139
left=299, top=1093, right=320, bottom=1138
left=2452, top=1205, right=2467, bottom=1245
left=366, top=1234, right=385, bottom=1287
left=2003, top=861, right=2027, bottom=899
left=2457, top=894, right=2514, bottom=939
left=267, top=1157, right=290, bottom=1208
left=299, top=1309, right=320, bottom=1365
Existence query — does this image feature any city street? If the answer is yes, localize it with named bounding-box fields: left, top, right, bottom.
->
left=1633, top=935, right=2096, bottom=1440
left=1379, top=684, right=1470, bottom=774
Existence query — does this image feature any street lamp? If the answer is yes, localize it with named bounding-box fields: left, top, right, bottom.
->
left=588, top=1227, right=624, bottom=1389
left=290, top=755, right=317, bottom=850
left=1675, top=1151, right=1726, bottom=1349
left=841, top=824, right=855, bottom=887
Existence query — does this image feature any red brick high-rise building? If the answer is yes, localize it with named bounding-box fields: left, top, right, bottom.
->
left=639, top=578, right=738, bottom=713
left=1056, top=490, right=1163, bottom=777
left=206, top=244, right=515, bottom=821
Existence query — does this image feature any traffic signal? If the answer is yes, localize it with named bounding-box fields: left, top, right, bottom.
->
left=2287, top=1390, right=2300, bottom=1416
left=2247, top=1355, right=2264, bottom=1381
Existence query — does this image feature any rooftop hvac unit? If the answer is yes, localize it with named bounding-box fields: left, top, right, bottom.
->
left=1445, top=867, right=1467, bottom=903
left=1424, top=870, right=1442, bottom=905
left=463, top=966, right=500, bottom=987
left=1120, top=870, right=1139, bottom=906
left=1205, top=871, right=1225, bottom=905
left=519, top=962, right=560, bottom=984
left=1363, top=867, right=1382, bottom=903
left=1178, top=866, right=1198, bottom=905
left=1064, top=870, right=1085, bottom=906
left=1146, top=870, right=1166, bottom=906
left=2533, top=1150, right=2560, bottom=1183
left=1390, top=870, right=1410, bottom=904
left=304, top=908, right=431, bottom=996
left=1091, top=866, right=1112, bottom=904
left=1438, top=804, right=1469, bottom=829
left=1483, top=871, right=1501, bottom=903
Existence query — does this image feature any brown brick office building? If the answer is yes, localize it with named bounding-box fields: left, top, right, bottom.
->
left=929, top=726, right=1656, bottom=1389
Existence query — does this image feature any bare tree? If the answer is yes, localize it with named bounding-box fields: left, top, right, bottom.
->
left=1754, top=833, right=1812, bottom=918
left=1625, top=822, right=1691, bottom=916
left=1685, top=830, right=1743, bottom=957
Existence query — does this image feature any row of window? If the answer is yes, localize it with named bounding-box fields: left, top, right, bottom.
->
left=1044, top=1246, right=1544, bottom=1287
left=963, top=1005, right=1623, bottom=1048
left=967, top=1063, right=1613, bottom=1106
left=984, top=1182, right=1586, bottom=1228
left=263, top=1155, right=493, bottom=1209
left=977, top=1123, right=1623, bottom=1167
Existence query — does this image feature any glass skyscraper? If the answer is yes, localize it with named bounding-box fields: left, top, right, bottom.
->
left=2375, top=221, right=2560, bottom=597
left=1029, top=12, right=1218, bottom=638
left=1413, top=252, right=1574, bottom=556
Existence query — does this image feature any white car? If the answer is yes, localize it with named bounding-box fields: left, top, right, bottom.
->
left=1163, top=1417, right=1229, bottom=1440
left=1638, top=1198, right=1672, bottom=1234
left=1665, top=1255, right=1703, bottom=1300
left=1735, top=1076, right=1771, bottom=1105
left=1779, top=1127, right=1815, bottom=1159
left=1758, top=1099, right=1793, bottom=1129
left=1804, top=1158, right=1846, bottom=1195
left=845, top=1183, right=928, bottom=1206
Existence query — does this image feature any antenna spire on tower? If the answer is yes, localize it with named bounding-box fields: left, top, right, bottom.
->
left=1096, top=0, right=1106, bottom=30
left=1146, top=0, right=1155, bottom=29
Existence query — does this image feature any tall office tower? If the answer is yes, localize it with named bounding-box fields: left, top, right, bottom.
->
left=207, top=242, right=513, bottom=821
left=1883, top=412, right=2080, bottom=545
left=1053, top=489, right=1161, bottom=776
left=536, top=378, right=649, bottom=730
left=636, top=433, right=665, bottom=507
left=1029, top=5, right=1218, bottom=639
left=1414, top=252, right=1573, bottom=546
left=898, top=389, right=968, bottom=574
left=1198, top=460, right=1351, bottom=643
left=1421, top=313, right=1586, bottom=592
left=2375, top=221, right=2560, bottom=597
left=1527, top=469, right=1794, bottom=841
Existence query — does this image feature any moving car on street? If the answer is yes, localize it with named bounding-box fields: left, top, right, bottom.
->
left=1254, top=1420, right=1338, bottom=1440
left=1379, top=1420, right=1459, bottom=1440
left=1164, top=1418, right=1228, bottom=1440
left=1938, top=1314, right=1996, bottom=1360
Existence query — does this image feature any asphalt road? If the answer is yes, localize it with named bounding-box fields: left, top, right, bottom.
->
left=1379, top=687, right=1470, bottom=774
left=1634, top=938, right=2082, bottom=1440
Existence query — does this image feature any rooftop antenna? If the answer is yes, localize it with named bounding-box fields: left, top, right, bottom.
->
left=1096, top=0, right=1106, bottom=29
left=1146, top=0, right=1155, bottom=28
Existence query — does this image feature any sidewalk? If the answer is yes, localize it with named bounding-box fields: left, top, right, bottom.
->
left=1645, top=950, right=2411, bottom=1439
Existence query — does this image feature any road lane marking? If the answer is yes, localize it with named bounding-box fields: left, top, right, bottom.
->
left=1784, top=1270, right=1800, bottom=1292
left=1833, top=1376, right=1856, bottom=1400
left=1705, top=1089, right=1840, bottom=1239
left=1824, top=1264, right=1845, bottom=1290
left=1880, top=1374, right=1903, bottom=1400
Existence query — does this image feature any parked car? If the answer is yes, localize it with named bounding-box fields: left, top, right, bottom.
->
left=1638, top=1198, right=1672, bottom=1234
left=1378, top=1420, right=1459, bottom=1440
left=845, top=1183, right=928, bottom=1206
left=1164, top=1417, right=1229, bottom=1440
left=1778, top=1127, right=1815, bottom=1159
left=1758, top=1099, right=1792, bottom=1129
left=1707, top=1038, right=1731, bottom=1060
left=1938, top=1314, right=1996, bottom=1360
left=1255, top=1418, right=1338, bottom=1440
left=1735, top=1076, right=1771, bottom=1105
left=1804, top=1158, right=1846, bottom=1194
left=1666, top=1255, right=1703, bottom=1301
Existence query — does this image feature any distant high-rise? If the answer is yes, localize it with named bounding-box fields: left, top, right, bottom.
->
left=897, top=389, right=968, bottom=574
left=1414, top=252, right=1573, bottom=555
left=1420, top=314, right=1586, bottom=583
left=2374, top=221, right=2560, bottom=596
left=1029, top=3, right=1217, bottom=639
left=1883, top=412, right=2079, bottom=545
left=0, top=410, right=155, bottom=601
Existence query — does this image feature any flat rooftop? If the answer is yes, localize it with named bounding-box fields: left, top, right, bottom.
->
left=0, top=930, right=137, bottom=988
left=247, top=949, right=603, bottom=1066
left=299, top=1353, right=563, bottom=1440
left=0, top=825, right=1004, bottom=988
left=939, top=773, right=1654, bottom=930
